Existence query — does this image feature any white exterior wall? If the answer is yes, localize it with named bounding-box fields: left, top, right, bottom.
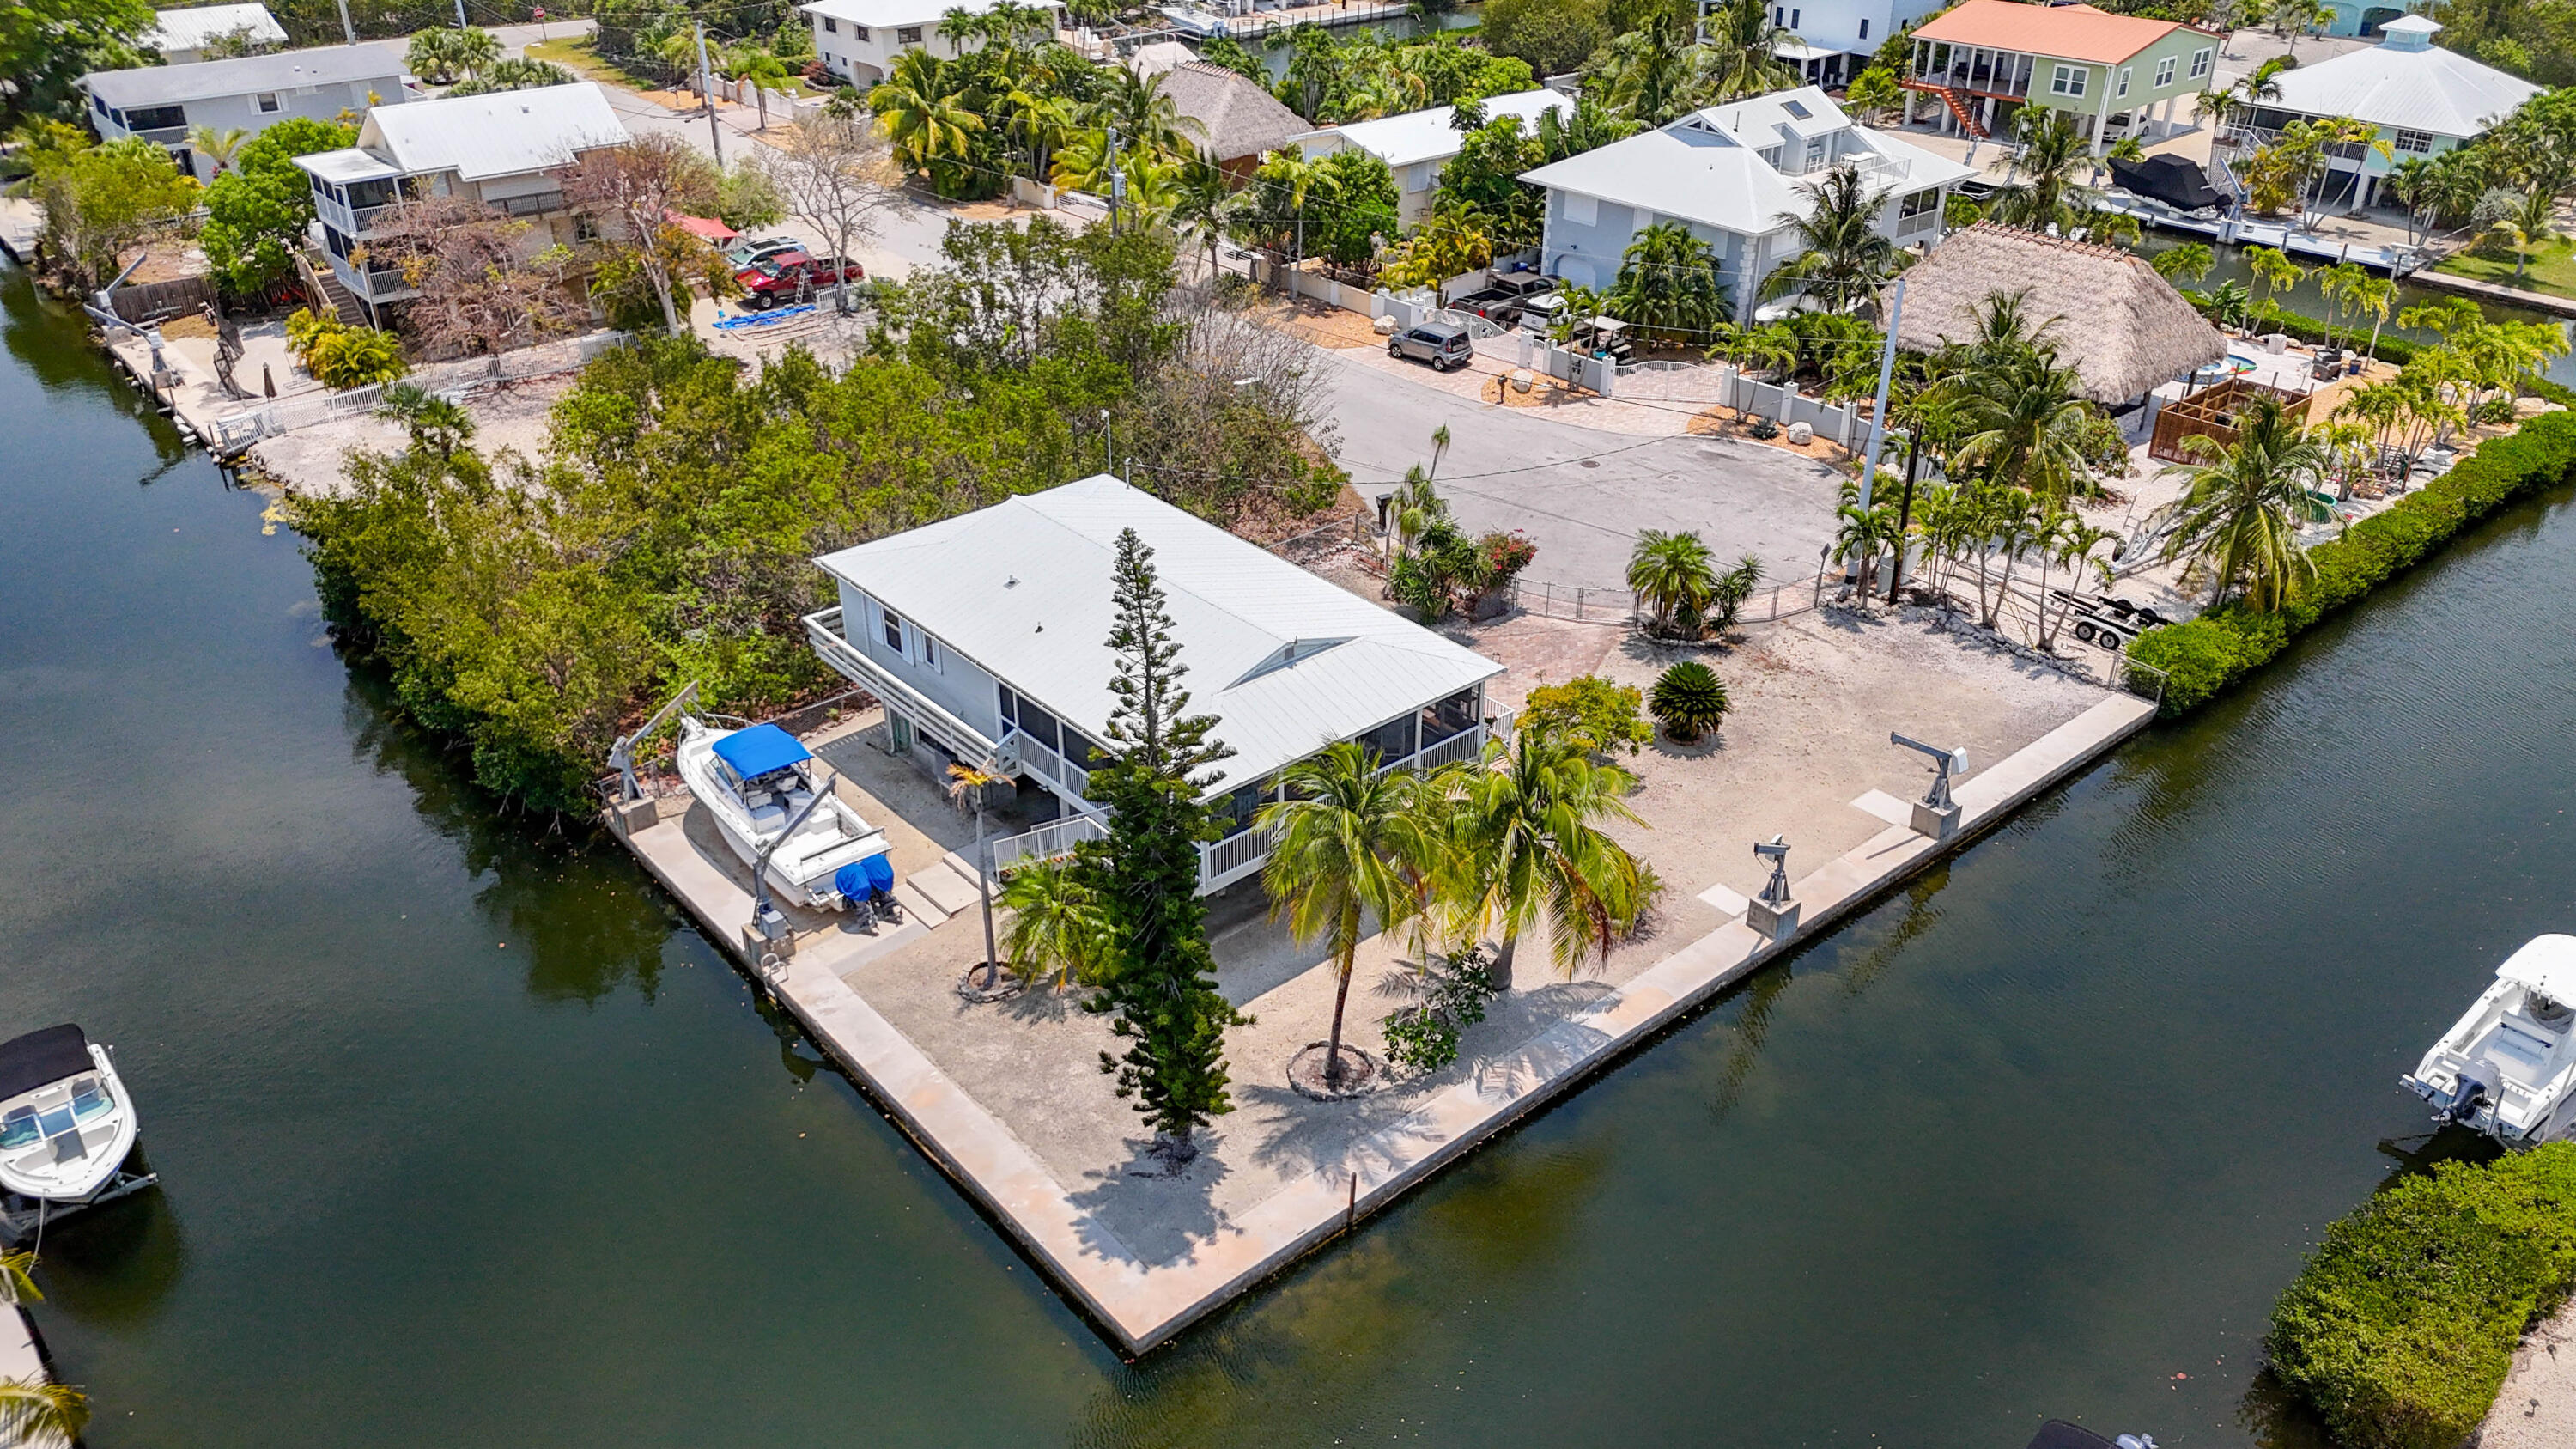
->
left=835, top=580, right=1008, bottom=746
left=808, top=15, right=975, bottom=89
left=91, top=74, right=403, bottom=183
left=1772, top=0, right=1949, bottom=60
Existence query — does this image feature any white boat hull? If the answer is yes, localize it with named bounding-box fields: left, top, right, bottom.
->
left=2404, top=935, right=2576, bottom=1143
left=674, top=720, right=891, bottom=910
left=0, top=1043, right=143, bottom=1206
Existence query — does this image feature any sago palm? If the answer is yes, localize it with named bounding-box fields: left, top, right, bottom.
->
left=1433, top=726, right=1649, bottom=990
left=2154, top=395, right=2330, bottom=611
left=1258, top=744, right=1439, bottom=1088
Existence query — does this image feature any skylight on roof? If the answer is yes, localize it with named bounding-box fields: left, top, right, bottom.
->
left=1782, top=100, right=1810, bottom=119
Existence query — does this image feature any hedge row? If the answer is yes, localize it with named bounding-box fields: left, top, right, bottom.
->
left=2269, top=1144, right=2576, bottom=1449
left=2128, top=410, right=2576, bottom=712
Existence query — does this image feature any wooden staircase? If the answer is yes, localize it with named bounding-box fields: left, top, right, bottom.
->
left=1902, top=80, right=1989, bottom=139
left=295, top=247, right=367, bottom=326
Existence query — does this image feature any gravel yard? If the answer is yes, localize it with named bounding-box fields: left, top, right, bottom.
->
left=246, top=374, right=575, bottom=496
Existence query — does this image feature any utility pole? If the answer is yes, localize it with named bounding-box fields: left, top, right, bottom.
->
left=695, top=21, right=726, bottom=167
left=334, top=0, right=355, bottom=46
left=1851, top=275, right=1904, bottom=589
left=1887, top=422, right=1924, bottom=606
left=453, top=0, right=467, bottom=28
left=1105, top=126, right=1122, bottom=234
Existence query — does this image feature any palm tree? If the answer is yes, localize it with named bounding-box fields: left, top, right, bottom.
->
left=1258, top=743, right=1439, bottom=1088
left=1590, top=9, right=1705, bottom=125
left=949, top=759, right=1008, bottom=992
left=1990, top=107, right=2093, bottom=229
left=0, top=1249, right=39, bottom=1306
left=1693, top=0, right=1801, bottom=103
left=1765, top=165, right=1899, bottom=314
left=1627, top=528, right=1717, bottom=637
left=1001, top=85, right=1076, bottom=183
left=872, top=50, right=982, bottom=177
left=1609, top=221, right=1731, bottom=344
left=2154, top=394, right=2331, bottom=611
left=0, top=1379, right=88, bottom=1448
left=1435, top=726, right=1651, bottom=991
left=726, top=45, right=793, bottom=131
left=1088, top=67, right=1197, bottom=161
left=1951, top=350, right=2094, bottom=501
left=2476, top=185, right=2561, bottom=279
left=2149, top=241, right=2215, bottom=287
left=998, top=856, right=1109, bottom=989
left=188, top=124, right=249, bottom=175
left=1167, top=149, right=1234, bottom=276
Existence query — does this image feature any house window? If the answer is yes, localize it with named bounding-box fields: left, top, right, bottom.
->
left=822, top=15, right=836, bottom=30
left=1789, top=8, right=1800, bottom=27
left=1858, top=18, right=1868, bottom=38
left=2116, top=66, right=2130, bottom=99
left=920, top=633, right=941, bottom=672
left=897, top=25, right=922, bottom=43
left=1564, top=192, right=1596, bottom=225
left=2154, top=56, right=2176, bottom=87
left=1355, top=713, right=1416, bottom=767
left=880, top=607, right=905, bottom=654
left=255, top=92, right=282, bottom=113
left=2393, top=128, right=2435, bottom=154
left=1898, top=187, right=1938, bottom=219
left=2190, top=46, right=2213, bottom=78
left=852, top=24, right=870, bottom=40
left=2050, top=64, right=2086, bottom=97
left=573, top=215, right=598, bottom=241
left=1774, top=5, right=1784, bottom=22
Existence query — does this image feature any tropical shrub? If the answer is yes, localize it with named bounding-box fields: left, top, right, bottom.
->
left=1521, top=674, right=1650, bottom=757
left=2130, top=410, right=2576, bottom=711
left=2268, top=1143, right=2576, bottom=1449
left=1380, top=946, right=1502, bottom=1074
left=1648, top=661, right=1728, bottom=742
left=306, top=326, right=407, bottom=387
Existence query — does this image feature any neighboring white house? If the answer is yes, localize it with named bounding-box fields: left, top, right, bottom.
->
left=1518, top=85, right=1972, bottom=303
left=1296, top=89, right=1571, bottom=228
left=145, top=3, right=289, bottom=64
left=292, top=82, right=629, bottom=326
left=799, top=0, right=1063, bottom=89
left=82, top=42, right=410, bottom=182
left=1718, top=0, right=1949, bottom=87
left=2245, top=16, right=2538, bottom=209
left=805, top=475, right=1505, bottom=895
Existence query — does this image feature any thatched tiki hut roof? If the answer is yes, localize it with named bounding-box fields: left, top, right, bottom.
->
left=1889, top=223, right=2227, bottom=405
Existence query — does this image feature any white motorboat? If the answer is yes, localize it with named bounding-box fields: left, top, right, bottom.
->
left=2, top=1023, right=155, bottom=1239
left=674, top=717, right=892, bottom=910
left=2402, top=935, right=2576, bottom=1143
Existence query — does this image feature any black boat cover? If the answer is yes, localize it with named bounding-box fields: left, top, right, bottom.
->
left=0, top=1024, right=93, bottom=1103
left=2026, top=1421, right=2117, bottom=1449
left=2111, top=153, right=2222, bottom=212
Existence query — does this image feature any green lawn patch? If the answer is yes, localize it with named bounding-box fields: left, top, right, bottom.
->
left=2433, top=234, right=2576, bottom=302
left=526, top=36, right=668, bottom=94
left=2128, top=410, right=2576, bottom=712
left=2269, top=1144, right=2576, bottom=1449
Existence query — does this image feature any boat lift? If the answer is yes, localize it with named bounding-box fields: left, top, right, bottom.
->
left=608, top=681, right=701, bottom=803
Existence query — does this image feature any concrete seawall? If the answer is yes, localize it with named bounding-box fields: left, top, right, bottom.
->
left=616, top=691, right=2158, bottom=1352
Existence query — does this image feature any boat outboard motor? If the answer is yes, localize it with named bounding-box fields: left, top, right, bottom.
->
left=2445, top=1069, right=2494, bottom=1125
left=2114, top=1436, right=2158, bottom=1449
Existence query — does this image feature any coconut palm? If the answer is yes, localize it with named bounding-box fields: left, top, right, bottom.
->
left=1589, top=9, right=1706, bottom=125
left=1087, top=67, right=1198, bottom=161
left=1609, top=221, right=1731, bottom=344
left=2154, top=395, right=2331, bottom=611
left=949, top=759, right=1008, bottom=992
left=1001, top=84, right=1077, bottom=183
left=1434, top=726, right=1650, bottom=991
left=1764, top=164, right=1899, bottom=314
left=187, top=124, right=249, bottom=175
left=726, top=45, right=793, bottom=131
left=1626, top=528, right=1718, bottom=637
left=2149, top=241, right=2215, bottom=287
left=998, top=856, right=1109, bottom=989
left=0, top=1379, right=88, bottom=1448
left=2475, top=185, right=2561, bottom=279
left=1950, top=349, right=2095, bottom=500
left=872, top=50, right=982, bottom=177
left=1693, top=0, right=1802, bottom=103
left=1990, top=107, right=2093, bottom=230
left=1259, top=743, right=1440, bottom=1088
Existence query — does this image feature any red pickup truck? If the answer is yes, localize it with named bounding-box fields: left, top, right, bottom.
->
left=734, top=250, right=863, bottom=309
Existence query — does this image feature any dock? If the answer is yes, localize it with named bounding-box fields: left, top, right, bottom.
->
left=611, top=691, right=2158, bottom=1354
left=0, top=198, right=41, bottom=265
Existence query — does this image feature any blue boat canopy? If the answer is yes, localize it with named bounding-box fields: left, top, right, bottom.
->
left=712, top=723, right=811, bottom=781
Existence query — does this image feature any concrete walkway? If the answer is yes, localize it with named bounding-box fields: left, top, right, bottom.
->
left=1, top=1305, right=54, bottom=1446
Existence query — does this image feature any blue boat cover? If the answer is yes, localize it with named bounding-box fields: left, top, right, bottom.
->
left=833, top=852, right=895, bottom=901
left=712, top=723, right=811, bottom=781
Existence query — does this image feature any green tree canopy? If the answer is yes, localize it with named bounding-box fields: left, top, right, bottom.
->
left=201, top=116, right=359, bottom=296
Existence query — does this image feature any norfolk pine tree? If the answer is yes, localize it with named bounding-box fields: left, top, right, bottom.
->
left=1088, top=527, right=1246, bottom=1166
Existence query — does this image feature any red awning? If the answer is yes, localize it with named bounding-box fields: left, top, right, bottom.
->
left=665, top=211, right=738, bottom=241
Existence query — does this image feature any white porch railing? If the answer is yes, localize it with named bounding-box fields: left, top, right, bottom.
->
left=988, top=812, right=1110, bottom=874
left=802, top=607, right=998, bottom=766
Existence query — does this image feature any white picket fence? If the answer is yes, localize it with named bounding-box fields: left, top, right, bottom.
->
left=206, top=332, right=628, bottom=451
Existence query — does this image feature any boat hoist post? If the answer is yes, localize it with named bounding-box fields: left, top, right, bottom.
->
left=1890, top=732, right=1968, bottom=840
left=747, top=770, right=840, bottom=957
left=610, top=681, right=702, bottom=804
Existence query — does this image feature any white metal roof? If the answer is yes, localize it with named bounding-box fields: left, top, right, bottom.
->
left=1519, top=87, right=1972, bottom=237
left=813, top=476, right=1504, bottom=795
left=83, top=40, right=404, bottom=108
left=2498, top=935, right=2576, bottom=1005
left=1298, top=89, right=1571, bottom=171
left=799, top=0, right=1060, bottom=30
left=294, top=145, right=402, bottom=183
left=147, top=3, right=289, bottom=51
left=358, top=82, right=629, bottom=182
left=2264, top=30, right=2537, bottom=137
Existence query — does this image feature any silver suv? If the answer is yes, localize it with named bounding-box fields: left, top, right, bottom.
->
left=1388, top=320, right=1474, bottom=372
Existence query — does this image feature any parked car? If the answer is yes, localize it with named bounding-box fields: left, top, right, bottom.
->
left=1388, top=320, right=1475, bottom=372
left=736, top=251, right=863, bottom=309
left=724, top=235, right=804, bottom=271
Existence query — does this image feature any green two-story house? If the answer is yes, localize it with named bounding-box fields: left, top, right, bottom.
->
left=1900, top=0, right=2217, bottom=152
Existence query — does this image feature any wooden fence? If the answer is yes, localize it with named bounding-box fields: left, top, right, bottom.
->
left=104, top=276, right=216, bottom=325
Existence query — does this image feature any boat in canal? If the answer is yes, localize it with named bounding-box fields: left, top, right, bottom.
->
left=1, top=1023, right=155, bottom=1240
left=674, top=718, right=891, bottom=911
left=2402, top=935, right=2576, bottom=1142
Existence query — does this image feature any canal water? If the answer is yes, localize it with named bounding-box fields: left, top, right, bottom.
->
left=5, top=253, right=2569, bottom=1448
